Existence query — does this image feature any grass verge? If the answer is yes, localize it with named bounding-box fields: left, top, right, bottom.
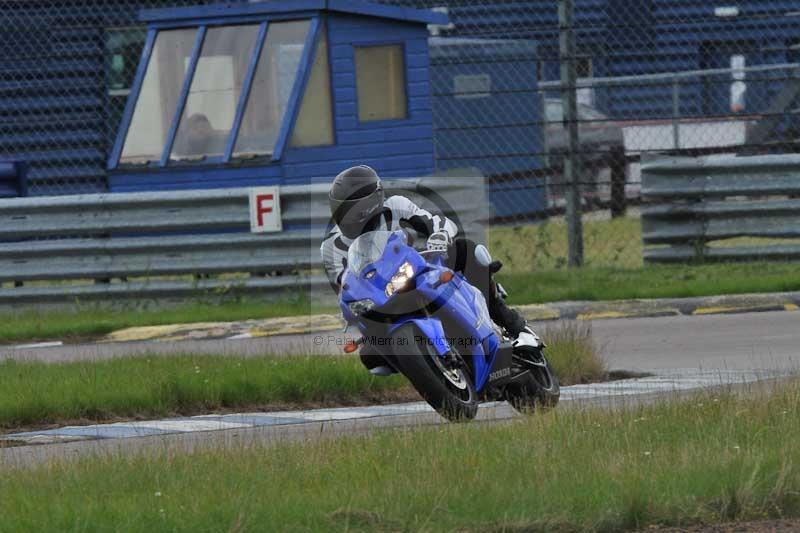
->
left=7, top=259, right=800, bottom=346
left=2, top=380, right=798, bottom=531
left=490, top=216, right=800, bottom=303
left=0, top=355, right=408, bottom=431
left=0, top=324, right=604, bottom=431
left=0, top=298, right=335, bottom=344
left=5, top=217, right=800, bottom=344
left=499, top=262, right=800, bottom=304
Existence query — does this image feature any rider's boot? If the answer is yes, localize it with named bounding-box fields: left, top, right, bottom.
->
left=488, top=281, right=543, bottom=349
left=369, top=366, right=395, bottom=377
left=360, top=346, right=396, bottom=376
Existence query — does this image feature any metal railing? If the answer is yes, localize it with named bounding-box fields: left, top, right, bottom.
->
left=0, top=176, right=486, bottom=306
left=641, top=154, right=800, bottom=263
left=541, top=62, right=800, bottom=150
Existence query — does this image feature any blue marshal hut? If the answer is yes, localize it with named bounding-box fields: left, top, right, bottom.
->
left=108, top=0, right=448, bottom=192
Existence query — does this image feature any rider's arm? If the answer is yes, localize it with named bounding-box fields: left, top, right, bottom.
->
left=386, top=195, right=458, bottom=241
left=320, top=232, right=347, bottom=292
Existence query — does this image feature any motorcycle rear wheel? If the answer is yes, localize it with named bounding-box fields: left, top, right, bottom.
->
left=505, top=347, right=560, bottom=414
left=388, top=324, right=478, bottom=421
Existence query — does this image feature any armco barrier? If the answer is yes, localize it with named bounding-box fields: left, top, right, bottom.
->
left=0, top=176, right=487, bottom=306
left=641, top=154, right=800, bottom=263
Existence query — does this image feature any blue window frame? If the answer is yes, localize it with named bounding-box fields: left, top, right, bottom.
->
left=109, top=15, right=326, bottom=169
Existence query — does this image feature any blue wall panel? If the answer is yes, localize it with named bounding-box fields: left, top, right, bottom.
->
left=0, top=16, right=106, bottom=195
left=0, top=0, right=246, bottom=196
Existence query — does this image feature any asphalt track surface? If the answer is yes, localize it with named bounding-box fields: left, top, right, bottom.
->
left=2, top=310, right=799, bottom=373
left=1, top=310, right=797, bottom=466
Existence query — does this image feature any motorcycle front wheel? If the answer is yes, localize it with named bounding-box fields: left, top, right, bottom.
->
left=504, top=347, right=560, bottom=414
left=388, top=324, right=478, bottom=422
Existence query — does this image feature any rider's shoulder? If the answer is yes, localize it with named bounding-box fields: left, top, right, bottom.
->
left=322, top=227, right=339, bottom=242
left=384, top=194, right=417, bottom=210
left=322, top=228, right=351, bottom=252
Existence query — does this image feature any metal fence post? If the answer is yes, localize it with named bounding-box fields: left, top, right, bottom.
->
left=672, top=79, right=681, bottom=149
left=609, top=146, right=627, bottom=218
left=558, top=0, right=584, bottom=267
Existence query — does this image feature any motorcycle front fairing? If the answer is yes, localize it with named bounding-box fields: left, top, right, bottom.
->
left=339, top=231, right=425, bottom=325
left=339, top=231, right=501, bottom=392
left=412, top=267, right=500, bottom=390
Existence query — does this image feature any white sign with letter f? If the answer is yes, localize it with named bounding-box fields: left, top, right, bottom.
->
left=249, top=186, right=282, bottom=233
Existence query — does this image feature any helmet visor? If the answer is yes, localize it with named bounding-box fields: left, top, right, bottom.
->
left=331, top=188, right=384, bottom=239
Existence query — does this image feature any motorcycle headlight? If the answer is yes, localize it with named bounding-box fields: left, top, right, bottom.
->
left=348, top=299, right=376, bottom=316
left=385, top=261, right=415, bottom=297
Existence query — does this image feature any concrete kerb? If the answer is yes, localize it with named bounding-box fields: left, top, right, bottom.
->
left=100, top=291, right=800, bottom=344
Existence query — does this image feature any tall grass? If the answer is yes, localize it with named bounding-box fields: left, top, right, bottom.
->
left=2, top=381, right=798, bottom=531
left=489, top=215, right=644, bottom=271
left=543, top=322, right=606, bottom=384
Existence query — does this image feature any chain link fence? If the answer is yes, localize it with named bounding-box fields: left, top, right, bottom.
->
left=389, top=0, right=800, bottom=276
left=2, top=0, right=800, bottom=279
left=0, top=0, right=233, bottom=196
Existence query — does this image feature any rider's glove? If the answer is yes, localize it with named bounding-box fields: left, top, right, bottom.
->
left=426, top=231, right=451, bottom=254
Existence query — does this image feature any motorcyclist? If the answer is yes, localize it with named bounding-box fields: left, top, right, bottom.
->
left=321, top=165, right=539, bottom=375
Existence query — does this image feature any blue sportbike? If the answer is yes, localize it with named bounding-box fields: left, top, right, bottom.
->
left=339, top=230, right=559, bottom=421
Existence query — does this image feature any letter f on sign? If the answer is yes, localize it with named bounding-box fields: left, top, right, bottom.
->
left=249, top=186, right=282, bottom=233
left=257, top=194, right=273, bottom=226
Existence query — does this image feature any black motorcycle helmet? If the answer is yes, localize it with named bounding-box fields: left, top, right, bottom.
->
left=329, top=165, right=385, bottom=239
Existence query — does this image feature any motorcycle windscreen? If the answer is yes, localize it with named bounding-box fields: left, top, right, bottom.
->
left=347, top=230, right=402, bottom=274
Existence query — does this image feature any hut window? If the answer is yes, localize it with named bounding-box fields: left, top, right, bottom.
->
left=120, top=28, right=197, bottom=165
left=291, top=26, right=334, bottom=147
left=170, top=24, right=261, bottom=162
left=355, top=44, right=407, bottom=122
left=233, top=19, right=312, bottom=158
